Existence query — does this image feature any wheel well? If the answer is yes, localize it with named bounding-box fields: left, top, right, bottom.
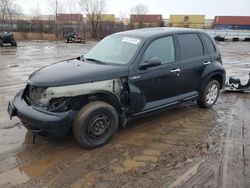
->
left=85, top=93, right=127, bottom=127
left=86, top=93, right=123, bottom=115
left=211, top=74, right=224, bottom=89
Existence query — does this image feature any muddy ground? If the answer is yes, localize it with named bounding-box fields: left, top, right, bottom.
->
left=0, top=41, right=249, bottom=188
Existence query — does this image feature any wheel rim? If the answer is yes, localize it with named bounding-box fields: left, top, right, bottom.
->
left=87, top=114, right=111, bottom=139
left=206, top=83, right=219, bottom=105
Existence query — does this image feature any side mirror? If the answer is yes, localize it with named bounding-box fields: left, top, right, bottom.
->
left=139, top=57, right=162, bottom=70
left=76, top=55, right=84, bottom=61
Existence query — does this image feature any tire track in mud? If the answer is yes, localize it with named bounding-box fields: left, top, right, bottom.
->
left=170, top=94, right=250, bottom=188
left=218, top=97, right=250, bottom=188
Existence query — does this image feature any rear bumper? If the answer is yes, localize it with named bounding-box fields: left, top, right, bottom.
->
left=10, top=90, right=74, bottom=137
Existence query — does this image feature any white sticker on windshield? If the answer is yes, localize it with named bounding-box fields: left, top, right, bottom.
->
left=122, top=37, right=140, bottom=45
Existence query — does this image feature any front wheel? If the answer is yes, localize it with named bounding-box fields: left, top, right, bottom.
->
left=197, top=80, right=220, bottom=108
left=73, top=101, right=119, bottom=149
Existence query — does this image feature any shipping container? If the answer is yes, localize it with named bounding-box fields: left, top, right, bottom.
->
left=130, top=14, right=162, bottom=24
left=214, top=16, right=250, bottom=30
left=57, top=14, right=83, bottom=22
left=169, top=15, right=205, bottom=29
left=100, top=14, right=115, bottom=22
left=214, top=16, right=250, bottom=25
left=86, top=14, right=115, bottom=22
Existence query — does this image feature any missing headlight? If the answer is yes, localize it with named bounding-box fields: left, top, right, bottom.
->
left=49, top=98, right=70, bottom=112
left=23, top=85, right=48, bottom=106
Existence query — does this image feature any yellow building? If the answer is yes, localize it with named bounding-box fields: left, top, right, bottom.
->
left=169, top=15, right=205, bottom=29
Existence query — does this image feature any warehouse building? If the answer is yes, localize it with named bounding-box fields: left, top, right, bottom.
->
left=214, top=16, right=250, bottom=30
left=169, top=15, right=205, bottom=29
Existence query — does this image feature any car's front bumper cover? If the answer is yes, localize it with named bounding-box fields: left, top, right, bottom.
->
left=9, top=90, right=74, bottom=137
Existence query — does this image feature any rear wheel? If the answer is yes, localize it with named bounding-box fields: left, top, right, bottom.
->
left=11, top=40, right=17, bottom=46
left=197, top=80, right=220, bottom=108
left=73, top=101, right=119, bottom=149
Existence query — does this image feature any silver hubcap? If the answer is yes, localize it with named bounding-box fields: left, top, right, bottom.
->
left=206, top=84, right=219, bottom=105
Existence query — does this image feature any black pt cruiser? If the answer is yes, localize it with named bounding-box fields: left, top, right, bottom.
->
left=8, top=28, right=225, bottom=148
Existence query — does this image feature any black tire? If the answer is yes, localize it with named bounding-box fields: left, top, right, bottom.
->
left=0, top=39, right=3, bottom=47
left=197, top=80, right=220, bottom=108
left=11, top=41, right=17, bottom=47
left=73, top=101, right=119, bottom=149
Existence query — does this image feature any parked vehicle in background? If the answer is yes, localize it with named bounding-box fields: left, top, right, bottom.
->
left=65, top=32, right=85, bottom=43
left=0, top=32, right=17, bottom=47
left=214, top=35, right=228, bottom=42
left=8, top=27, right=225, bottom=149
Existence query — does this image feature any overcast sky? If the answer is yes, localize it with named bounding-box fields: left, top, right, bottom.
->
left=17, top=0, right=250, bottom=19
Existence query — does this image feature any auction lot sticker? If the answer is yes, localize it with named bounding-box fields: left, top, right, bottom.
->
left=122, top=37, right=141, bottom=45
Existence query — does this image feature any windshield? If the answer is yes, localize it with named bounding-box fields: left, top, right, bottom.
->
left=84, top=35, right=142, bottom=65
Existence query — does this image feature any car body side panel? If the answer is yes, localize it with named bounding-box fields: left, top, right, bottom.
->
left=199, top=61, right=226, bottom=89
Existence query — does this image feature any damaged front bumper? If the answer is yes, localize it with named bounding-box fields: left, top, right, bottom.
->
left=8, top=90, right=74, bottom=138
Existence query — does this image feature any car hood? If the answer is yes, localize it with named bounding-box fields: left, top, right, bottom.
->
left=28, top=59, right=129, bottom=87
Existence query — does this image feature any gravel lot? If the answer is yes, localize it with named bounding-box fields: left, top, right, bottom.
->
left=0, top=41, right=249, bottom=188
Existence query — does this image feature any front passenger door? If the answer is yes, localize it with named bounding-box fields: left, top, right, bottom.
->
left=129, top=36, right=181, bottom=114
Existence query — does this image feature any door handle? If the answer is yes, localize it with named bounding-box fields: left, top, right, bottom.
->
left=204, top=61, right=211, bottom=65
left=170, top=68, right=181, bottom=73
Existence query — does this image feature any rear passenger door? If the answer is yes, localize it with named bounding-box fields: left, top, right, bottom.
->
left=177, top=33, right=211, bottom=94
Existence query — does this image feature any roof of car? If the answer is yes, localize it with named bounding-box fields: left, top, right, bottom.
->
left=115, top=27, right=201, bottom=39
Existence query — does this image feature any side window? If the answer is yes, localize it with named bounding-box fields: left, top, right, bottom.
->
left=144, top=36, right=175, bottom=64
left=201, top=34, right=216, bottom=54
left=178, top=33, right=204, bottom=59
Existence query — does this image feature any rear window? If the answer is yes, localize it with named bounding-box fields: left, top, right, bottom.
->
left=178, top=33, right=204, bottom=59
left=201, top=34, right=216, bottom=54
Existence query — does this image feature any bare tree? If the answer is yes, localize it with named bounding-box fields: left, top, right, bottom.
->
left=31, top=3, right=44, bottom=34
left=67, top=0, right=77, bottom=14
left=118, top=11, right=126, bottom=23
left=0, top=0, right=22, bottom=28
left=47, top=0, right=64, bottom=39
left=131, top=3, right=148, bottom=28
left=0, top=0, right=8, bottom=22
left=47, top=0, right=64, bottom=16
left=31, top=3, right=41, bottom=21
left=66, top=0, right=77, bottom=26
left=79, top=0, right=106, bottom=40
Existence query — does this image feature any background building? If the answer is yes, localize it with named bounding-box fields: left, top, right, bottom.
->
left=169, top=15, right=205, bottom=29
left=214, top=16, right=250, bottom=30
